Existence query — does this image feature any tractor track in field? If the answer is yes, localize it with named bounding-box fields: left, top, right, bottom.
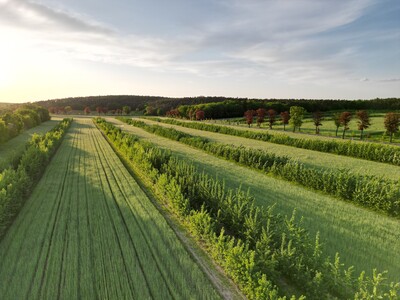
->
left=0, top=119, right=223, bottom=299
left=92, top=126, right=183, bottom=298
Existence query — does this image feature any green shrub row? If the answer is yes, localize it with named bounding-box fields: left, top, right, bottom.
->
left=120, top=118, right=400, bottom=217
left=0, top=118, right=72, bottom=239
left=96, top=118, right=399, bottom=300
left=145, top=117, right=400, bottom=166
left=0, top=104, right=51, bottom=143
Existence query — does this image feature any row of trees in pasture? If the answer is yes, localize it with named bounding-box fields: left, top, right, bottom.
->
left=96, top=118, right=399, bottom=300
left=0, top=105, right=50, bottom=144
left=146, top=117, right=400, bottom=165
left=243, top=107, right=400, bottom=142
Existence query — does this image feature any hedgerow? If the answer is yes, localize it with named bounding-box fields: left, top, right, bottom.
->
left=119, top=118, right=400, bottom=217
left=96, top=118, right=399, bottom=300
left=0, top=118, right=72, bottom=239
left=145, top=117, right=400, bottom=166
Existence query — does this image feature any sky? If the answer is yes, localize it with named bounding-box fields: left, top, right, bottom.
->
left=0, top=0, right=399, bottom=103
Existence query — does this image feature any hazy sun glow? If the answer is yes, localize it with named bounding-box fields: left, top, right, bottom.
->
left=0, top=0, right=399, bottom=102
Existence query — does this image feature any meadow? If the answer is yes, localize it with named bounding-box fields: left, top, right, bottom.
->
left=212, top=113, right=400, bottom=144
left=108, top=118, right=400, bottom=282
left=0, top=119, right=220, bottom=299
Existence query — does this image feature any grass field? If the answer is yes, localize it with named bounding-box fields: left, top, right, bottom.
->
left=0, top=119, right=220, bottom=299
left=0, top=118, right=62, bottom=172
left=109, top=117, right=400, bottom=282
left=139, top=118, right=400, bottom=180
left=212, top=113, right=400, bottom=144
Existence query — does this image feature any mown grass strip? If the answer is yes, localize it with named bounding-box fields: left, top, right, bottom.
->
left=144, top=117, right=400, bottom=165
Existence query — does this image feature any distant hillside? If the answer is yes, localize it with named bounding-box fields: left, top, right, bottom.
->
left=35, top=95, right=232, bottom=114
left=35, top=95, right=400, bottom=116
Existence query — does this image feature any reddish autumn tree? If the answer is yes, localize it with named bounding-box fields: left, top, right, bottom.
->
left=312, top=111, right=324, bottom=134
left=83, top=107, right=91, bottom=115
left=384, top=112, right=400, bottom=143
left=166, top=109, right=180, bottom=118
left=339, top=111, right=352, bottom=139
left=256, top=108, right=266, bottom=127
left=356, top=110, right=371, bottom=140
left=244, top=110, right=255, bottom=127
left=48, top=107, right=57, bottom=114
left=280, top=111, right=290, bottom=131
left=267, top=109, right=277, bottom=129
left=195, top=110, right=205, bottom=120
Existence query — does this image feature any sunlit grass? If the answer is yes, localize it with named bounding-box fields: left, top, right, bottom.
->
left=109, top=117, right=400, bottom=282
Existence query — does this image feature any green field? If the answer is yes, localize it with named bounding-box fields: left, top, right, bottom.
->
left=139, top=118, right=400, bottom=180
left=0, top=119, right=220, bottom=299
left=0, top=118, right=62, bottom=172
left=109, top=117, right=400, bottom=282
left=212, top=113, right=400, bottom=144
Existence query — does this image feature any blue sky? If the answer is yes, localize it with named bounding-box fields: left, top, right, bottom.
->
left=0, top=0, right=399, bottom=102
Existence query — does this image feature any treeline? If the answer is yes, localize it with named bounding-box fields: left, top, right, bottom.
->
left=174, top=98, right=400, bottom=119
left=146, top=117, right=400, bottom=165
left=0, top=104, right=50, bottom=143
left=36, top=95, right=231, bottom=115
left=95, top=118, right=399, bottom=300
left=119, top=118, right=400, bottom=217
left=0, top=118, right=72, bottom=240
left=34, top=95, right=400, bottom=118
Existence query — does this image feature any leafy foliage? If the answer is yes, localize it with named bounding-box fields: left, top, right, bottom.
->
left=120, top=118, right=400, bottom=217
left=145, top=117, right=400, bottom=165
left=0, top=118, right=72, bottom=240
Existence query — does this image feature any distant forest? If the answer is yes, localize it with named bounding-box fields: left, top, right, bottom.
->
left=34, top=95, right=399, bottom=117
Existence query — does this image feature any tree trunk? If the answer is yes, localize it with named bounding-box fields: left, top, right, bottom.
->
left=360, top=129, right=363, bottom=140
left=283, top=124, right=286, bottom=131
left=342, top=129, right=346, bottom=139
left=390, top=132, right=393, bottom=143
left=335, top=126, right=339, bottom=137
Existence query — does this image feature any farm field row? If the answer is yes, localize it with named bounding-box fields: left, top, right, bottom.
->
left=0, top=119, right=220, bottom=299
left=108, top=117, right=400, bottom=282
left=0, top=118, right=62, bottom=172
left=139, top=118, right=400, bottom=180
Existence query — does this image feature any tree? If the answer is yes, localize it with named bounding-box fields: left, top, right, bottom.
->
left=267, top=109, right=277, bottom=129
left=384, top=112, right=400, bottom=142
left=256, top=108, right=266, bottom=127
left=339, top=112, right=352, bottom=139
left=244, top=110, right=255, bottom=127
left=83, top=107, right=91, bottom=115
left=145, top=105, right=156, bottom=116
left=280, top=111, right=290, bottom=131
left=356, top=110, right=371, bottom=140
left=122, top=106, right=131, bottom=115
left=0, top=119, right=8, bottom=143
left=64, top=106, right=72, bottom=114
left=96, top=106, right=103, bottom=115
left=195, top=110, right=205, bottom=120
left=312, top=111, right=323, bottom=134
left=289, top=106, right=306, bottom=132
left=332, top=113, right=341, bottom=137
